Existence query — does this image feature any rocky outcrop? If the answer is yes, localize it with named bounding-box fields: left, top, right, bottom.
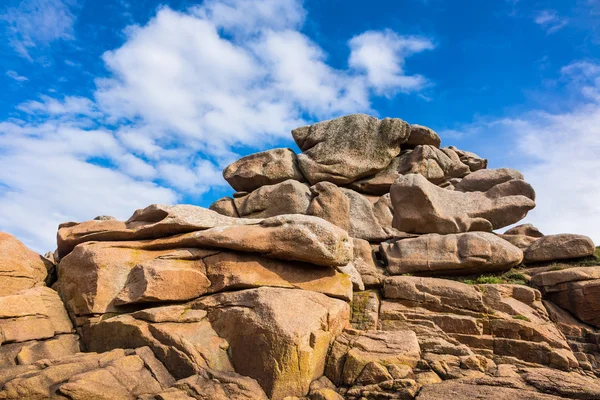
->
left=381, top=232, right=523, bottom=276
left=0, top=233, right=51, bottom=296
left=2, top=113, right=599, bottom=400
left=223, top=148, right=306, bottom=192
left=292, top=114, right=410, bottom=185
left=391, top=173, right=536, bottom=234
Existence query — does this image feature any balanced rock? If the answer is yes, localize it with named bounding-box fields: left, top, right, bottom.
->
left=396, top=145, right=470, bottom=185
left=524, top=234, right=595, bottom=263
left=406, top=124, right=441, bottom=148
left=391, top=174, right=536, bottom=234
left=209, top=196, right=239, bottom=217
left=381, top=232, right=523, bottom=276
left=234, top=179, right=311, bottom=218
left=505, top=223, right=544, bottom=238
left=454, top=168, right=526, bottom=193
left=192, top=287, right=349, bottom=399
left=0, top=232, right=51, bottom=296
left=292, top=114, right=410, bottom=185
left=223, top=148, right=305, bottom=192
left=447, top=145, right=488, bottom=172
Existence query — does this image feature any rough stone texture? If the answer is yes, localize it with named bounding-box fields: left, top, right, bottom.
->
left=447, top=145, right=488, bottom=172
left=348, top=157, right=402, bottom=196
left=57, top=204, right=257, bottom=258
left=0, top=334, right=80, bottom=367
left=500, top=233, right=540, bottom=251
left=524, top=234, right=595, bottom=263
left=85, top=308, right=233, bottom=380
left=325, top=329, right=421, bottom=386
left=396, top=145, right=470, bottom=185
left=520, top=367, right=600, bottom=399
left=307, top=182, right=351, bottom=231
left=223, top=148, right=306, bottom=192
left=505, top=223, right=544, bottom=238
left=381, top=232, right=523, bottom=276
left=455, top=168, right=526, bottom=193
left=192, top=287, right=349, bottom=400
left=203, top=251, right=353, bottom=301
left=209, top=196, right=239, bottom=217
left=151, top=368, right=268, bottom=400
left=406, top=124, right=441, bottom=148
left=0, top=347, right=174, bottom=400
left=234, top=180, right=311, bottom=218
left=0, top=287, right=74, bottom=345
left=350, top=290, right=380, bottom=330
left=350, top=238, right=385, bottom=287
left=292, top=114, right=410, bottom=185
left=339, top=188, right=389, bottom=241
left=0, top=232, right=51, bottom=296
left=391, top=174, right=536, bottom=234
left=416, top=380, right=563, bottom=400
left=381, top=276, right=577, bottom=370
left=533, top=266, right=600, bottom=328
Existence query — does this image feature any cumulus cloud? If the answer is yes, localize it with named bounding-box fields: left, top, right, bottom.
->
left=1, top=0, right=76, bottom=60
left=534, top=10, right=568, bottom=34
left=0, top=0, right=435, bottom=252
left=349, top=30, right=435, bottom=94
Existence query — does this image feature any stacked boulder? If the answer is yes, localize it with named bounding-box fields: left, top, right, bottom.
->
left=0, top=113, right=599, bottom=400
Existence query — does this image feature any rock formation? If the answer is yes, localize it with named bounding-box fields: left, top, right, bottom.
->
left=1, top=113, right=598, bottom=400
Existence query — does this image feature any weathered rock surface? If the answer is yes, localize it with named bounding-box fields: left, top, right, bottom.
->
left=307, top=182, right=351, bottom=231
left=57, top=204, right=256, bottom=258
left=381, top=276, right=577, bottom=370
left=348, top=157, right=402, bottom=196
left=396, top=145, right=470, bottom=185
left=381, top=232, right=523, bottom=276
left=293, top=114, right=410, bottom=185
left=149, top=368, right=268, bottom=400
left=391, top=174, right=536, bottom=234
left=524, top=234, right=595, bottom=263
left=0, top=347, right=174, bottom=400
left=326, top=329, right=421, bottom=386
left=234, top=179, right=311, bottom=218
left=505, top=224, right=544, bottom=238
left=223, top=148, right=306, bottom=192
left=416, top=380, right=563, bottom=400
left=406, top=124, right=441, bottom=148
left=455, top=168, right=527, bottom=194
left=0, top=287, right=74, bottom=346
left=192, top=287, right=349, bottom=399
left=209, top=196, right=239, bottom=217
left=533, top=266, right=600, bottom=328
left=0, top=232, right=51, bottom=296
left=447, top=146, right=488, bottom=172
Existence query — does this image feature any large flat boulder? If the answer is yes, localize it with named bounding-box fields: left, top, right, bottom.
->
left=233, top=179, right=311, bottom=218
left=390, top=174, right=536, bottom=234
left=57, top=204, right=257, bottom=258
left=454, top=168, right=526, bottom=193
left=406, top=124, right=441, bottom=148
left=0, top=232, right=51, bottom=296
left=191, top=287, right=349, bottom=400
left=524, top=234, right=595, bottom=263
left=223, top=148, right=306, bottom=192
left=381, top=232, right=523, bottom=276
left=292, top=114, right=410, bottom=185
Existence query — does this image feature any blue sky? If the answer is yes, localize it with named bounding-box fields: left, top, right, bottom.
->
left=1, top=0, right=600, bottom=252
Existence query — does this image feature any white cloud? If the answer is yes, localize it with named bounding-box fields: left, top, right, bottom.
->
left=6, top=70, right=28, bottom=81
left=441, top=61, right=600, bottom=245
left=349, top=30, right=435, bottom=94
left=0, top=0, right=434, bottom=252
left=534, top=10, right=568, bottom=34
left=1, top=0, right=76, bottom=60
